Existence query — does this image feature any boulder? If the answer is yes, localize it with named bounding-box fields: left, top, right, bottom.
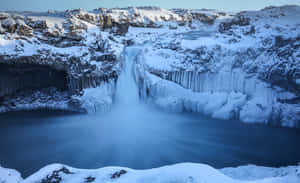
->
left=0, top=12, right=9, bottom=20
left=2, top=18, right=17, bottom=33
left=17, top=23, right=33, bottom=37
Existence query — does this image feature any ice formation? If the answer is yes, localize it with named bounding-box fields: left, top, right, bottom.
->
left=130, top=6, right=300, bottom=127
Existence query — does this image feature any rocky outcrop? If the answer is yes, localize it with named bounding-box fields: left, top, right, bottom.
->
left=0, top=10, right=123, bottom=113
left=131, top=5, right=300, bottom=128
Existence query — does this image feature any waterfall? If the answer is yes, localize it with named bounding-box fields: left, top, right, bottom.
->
left=77, top=46, right=143, bottom=113
left=115, top=46, right=141, bottom=106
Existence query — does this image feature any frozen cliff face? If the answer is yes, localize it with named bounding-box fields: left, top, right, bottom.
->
left=132, top=5, right=300, bottom=127
left=0, top=6, right=299, bottom=123
left=0, top=10, right=124, bottom=113
left=0, top=7, right=232, bottom=114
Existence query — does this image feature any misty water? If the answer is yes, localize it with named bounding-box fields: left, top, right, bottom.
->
left=0, top=46, right=300, bottom=177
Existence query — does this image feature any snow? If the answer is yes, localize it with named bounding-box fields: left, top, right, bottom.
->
left=0, top=165, right=23, bottom=183
left=128, top=5, right=300, bottom=127
left=5, top=163, right=294, bottom=183
left=181, top=37, right=218, bottom=49
left=28, top=15, right=66, bottom=29
left=0, top=10, right=127, bottom=113
left=107, top=7, right=183, bottom=26
left=0, top=88, right=70, bottom=113
left=240, top=97, right=272, bottom=124
left=212, top=92, right=247, bottom=120
left=221, top=164, right=300, bottom=181
left=136, top=69, right=246, bottom=121
left=72, top=80, right=116, bottom=113
left=1, top=162, right=300, bottom=183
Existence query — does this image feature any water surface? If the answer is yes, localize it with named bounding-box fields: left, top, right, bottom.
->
left=0, top=109, right=300, bottom=178
left=0, top=46, right=300, bottom=178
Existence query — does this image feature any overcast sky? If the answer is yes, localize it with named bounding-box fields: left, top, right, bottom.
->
left=1, top=0, right=300, bottom=12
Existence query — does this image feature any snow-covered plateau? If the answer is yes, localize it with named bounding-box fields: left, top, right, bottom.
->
left=1, top=163, right=300, bottom=183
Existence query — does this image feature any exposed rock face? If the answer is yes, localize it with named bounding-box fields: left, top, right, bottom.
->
left=0, top=6, right=299, bottom=127
left=0, top=7, right=234, bottom=113
left=219, top=14, right=250, bottom=33
left=130, top=5, right=300, bottom=128
left=0, top=10, right=124, bottom=113
left=0, top=63, right=67, bottom=97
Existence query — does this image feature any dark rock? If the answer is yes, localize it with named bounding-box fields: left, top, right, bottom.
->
left=111, top=170, right=127, bottom=179
left=0, top=13, right=9, bottom=20
left=113, top=23, right=129, bottom=35
left=85, top=176, right=96, bottom=182
left=123, top=39, right=134, bottom=46
left=0, top=63, right=68, bottom=98
left=17, top=23, right=33, bottom=37
left=92, top=54, right=116, bottom=62
left=244, top=25, right=256, bottom=35
left=28, top=19, right=48, bottom=29
left=275, top=36, right=290, bottom=47
left=41, top=167, right=73, bottom=183
left=191, top=12, right=216, bottom=25
left=0, top=24, right=5, bottom=34
left=2, top=18, right=17, bottom=33
left=219, top=14, right=250, bottom=33
left=103, top=15, right=113, bottom=29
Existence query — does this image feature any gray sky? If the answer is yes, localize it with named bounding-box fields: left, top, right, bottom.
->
left=0, top=0, right=300, bottom=12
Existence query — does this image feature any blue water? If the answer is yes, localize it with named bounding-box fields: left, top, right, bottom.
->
left=0, top=109, right=300, bottom=178
left=0, top=46, right=300, bottom=178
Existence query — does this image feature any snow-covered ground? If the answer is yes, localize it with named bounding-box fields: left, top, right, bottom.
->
left=130, top=5, right=300, bottom=128
left=0, top=166, right=23, bottom=183
left=0, top=6, right=298, bottom=126
left=1, top=163, right=299, bottom=183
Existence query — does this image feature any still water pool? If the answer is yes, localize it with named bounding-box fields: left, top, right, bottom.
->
left=0, top=106, right=300, bottom=177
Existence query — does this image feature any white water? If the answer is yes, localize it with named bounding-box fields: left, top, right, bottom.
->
left=115, top=47, right=141, bottom=106
left=107, top=46, right=161, bottom=121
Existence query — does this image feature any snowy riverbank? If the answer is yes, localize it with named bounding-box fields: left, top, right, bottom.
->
left=1, top=163, right=300, bottom=183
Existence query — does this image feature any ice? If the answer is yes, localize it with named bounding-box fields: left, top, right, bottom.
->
left=129, top=4, right=300, bottom=127
left=240, top=97, right=273, bottom=124
left=212, top=92, right=247, bottom=120
left=73, top=79, right=116, bottom=113
left=203, top=92, right=228, bottom=115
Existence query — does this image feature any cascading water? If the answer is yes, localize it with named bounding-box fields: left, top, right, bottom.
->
left=115, top=47, right=140, bottom=106
left=104, top=45, right=158, bottom=122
